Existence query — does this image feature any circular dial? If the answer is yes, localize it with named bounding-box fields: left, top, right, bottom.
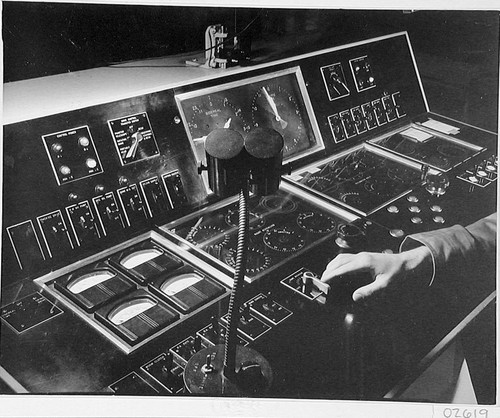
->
left=187, top=95, right=251, bottom=139
left=263, top=227, right=305, bottom=252
left=225, top=209, right=266, bottom=230
left=225, top=247, right=271, bottom=275
left=303, top=175, right=334, bottom=192
left=387, top=166, right=420, bottom=184
left=251, top=84, right=307, bottom=156
left=260, top=195, right=298, bottom=214
left=186, top=225, right=230, bottom=247
left=437, top=144, right=466, bottom=159
left=297, top=212, right=336, bottom=233
left=340, top=192, right=363, bottom=206
left=422, top=154, right=451, bottom=170
left=364, top=178, right=392, bottom=196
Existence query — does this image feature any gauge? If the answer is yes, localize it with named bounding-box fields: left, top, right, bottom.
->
left=160, top=273, right=203, bottom=296
left=302, top=175, right=334, bottom=192
left=422, top=154, right=451, bottom=170
left=251, top=83, right=308, bottom=157
left=297, top=212, right=336, bottom=233
left=437, top=144, right=467, bottom=158
left=186, top=225, right=230, bottom=247
left=263, top=227, right=305, bottom=252
left=67, top=270, right=116, bottom=294
left=187, top=95, right=251, bottom=139
left=120, top=248, right=162, bottom=269
left=387, top=167, right=420, bottom=184
left=364, top=178, right=392, bottom=196
left=340, top=192, right=363, bottom=206
left=109, top=298, right=156, bottom=325
left=225, top=247, right=271, bottom=274
left=225, top=209, right=265, bottom=230
left=260, top=195, right=298, bottom=214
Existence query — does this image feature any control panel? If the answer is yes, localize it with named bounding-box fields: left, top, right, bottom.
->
left=1, top=32, right=496, bottom=400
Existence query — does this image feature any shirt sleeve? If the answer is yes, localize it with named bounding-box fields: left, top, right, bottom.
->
left=399, top=212, right=497, bottom=286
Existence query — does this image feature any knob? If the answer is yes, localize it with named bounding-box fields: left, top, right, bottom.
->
left=68, top=192, right=79, bottom=202
left=173, top=116, right=181, bottom=124
left=51, top=143, right=63, bottom=154
left=59, top=165, right=71, bottom=176
left=201, top=353, right=215, bottom=374
left=78, top=136, right=90, bottom=148
left=85, top=158, right=97, bottom=169
left=336, top=223, right=365, bottom=249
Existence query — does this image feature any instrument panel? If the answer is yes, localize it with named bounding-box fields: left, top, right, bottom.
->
left=176, top=67, right=324, bottom=166
left=166, top=183, right=357, bottom=281
left=1, top=32, right=497, bottom=400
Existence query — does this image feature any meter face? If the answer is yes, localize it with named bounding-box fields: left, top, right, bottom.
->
left=176, top=67, right=325, bottom=166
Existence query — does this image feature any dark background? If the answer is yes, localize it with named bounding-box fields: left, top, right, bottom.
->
left=2, top=4, right=499, bottom=130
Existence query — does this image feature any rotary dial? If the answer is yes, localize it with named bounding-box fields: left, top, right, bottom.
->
left=297, top=212, right=336, bottom=234
left=186, top=225, right=230, bottom=247
left=225, top=247, right=271, bottom=275
left=225, top=209, right=265, bottom=230
left=263, top=227, right=305, bottom=252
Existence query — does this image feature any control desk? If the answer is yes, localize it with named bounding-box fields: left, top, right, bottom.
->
left=1, top=32, right=497, bottom=400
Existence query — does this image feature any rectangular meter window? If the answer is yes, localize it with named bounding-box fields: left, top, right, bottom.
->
left=175, top=67, right=324, bottom=191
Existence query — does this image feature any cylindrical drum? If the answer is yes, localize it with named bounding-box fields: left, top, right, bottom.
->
left=245, top=128, right=284, bottom=196
left=204, top=129, right=245, bottom=197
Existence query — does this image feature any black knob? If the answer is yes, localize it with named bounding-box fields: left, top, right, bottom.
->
left=336, top=223, right=365, bottom=250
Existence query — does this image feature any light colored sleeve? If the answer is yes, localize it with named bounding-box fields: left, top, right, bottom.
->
left=399, top=212, right=497, bottom=286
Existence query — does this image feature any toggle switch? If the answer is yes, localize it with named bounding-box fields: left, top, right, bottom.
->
left=281, top=268, right=330, bottom=304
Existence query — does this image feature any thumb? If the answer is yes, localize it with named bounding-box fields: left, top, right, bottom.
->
left=352, top=277, right=387, bottom=302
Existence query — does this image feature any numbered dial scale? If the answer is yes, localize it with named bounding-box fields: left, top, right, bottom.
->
left=165, top=184, right=356, bottom=281
left=176, top=67, right=324, bottom=164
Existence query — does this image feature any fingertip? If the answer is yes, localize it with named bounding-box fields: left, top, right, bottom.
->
left=352, top=291, right=364, bottom=302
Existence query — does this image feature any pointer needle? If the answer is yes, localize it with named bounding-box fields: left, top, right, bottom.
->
left=262, top=87, right=288, bottom=130
left=223, top=117, right=232, bottom=129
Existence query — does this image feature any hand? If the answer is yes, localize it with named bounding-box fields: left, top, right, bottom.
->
left=320, top=247, right=432, bottom=302
left=262, top=87, right=288, bottom=129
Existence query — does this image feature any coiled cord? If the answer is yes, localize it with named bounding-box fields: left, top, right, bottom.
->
left=223, top=187, right=249, bottom=378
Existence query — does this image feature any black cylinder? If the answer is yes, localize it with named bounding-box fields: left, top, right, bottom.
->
left=204, top=129, right=245, bottom=197
left=244, top=128, right=284, bottom=196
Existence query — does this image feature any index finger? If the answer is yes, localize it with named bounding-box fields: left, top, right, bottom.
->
left=321, top=252, right=373, bottom=283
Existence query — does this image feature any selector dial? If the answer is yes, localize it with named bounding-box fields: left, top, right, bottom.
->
left=263, top=227, right=305, bottom=252
left=225, top=247, right=271, bottom=274
left=297, top=212, right=336, bottom=233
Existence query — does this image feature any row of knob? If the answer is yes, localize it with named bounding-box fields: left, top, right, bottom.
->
left=67, top=176, right=132, bottom=202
